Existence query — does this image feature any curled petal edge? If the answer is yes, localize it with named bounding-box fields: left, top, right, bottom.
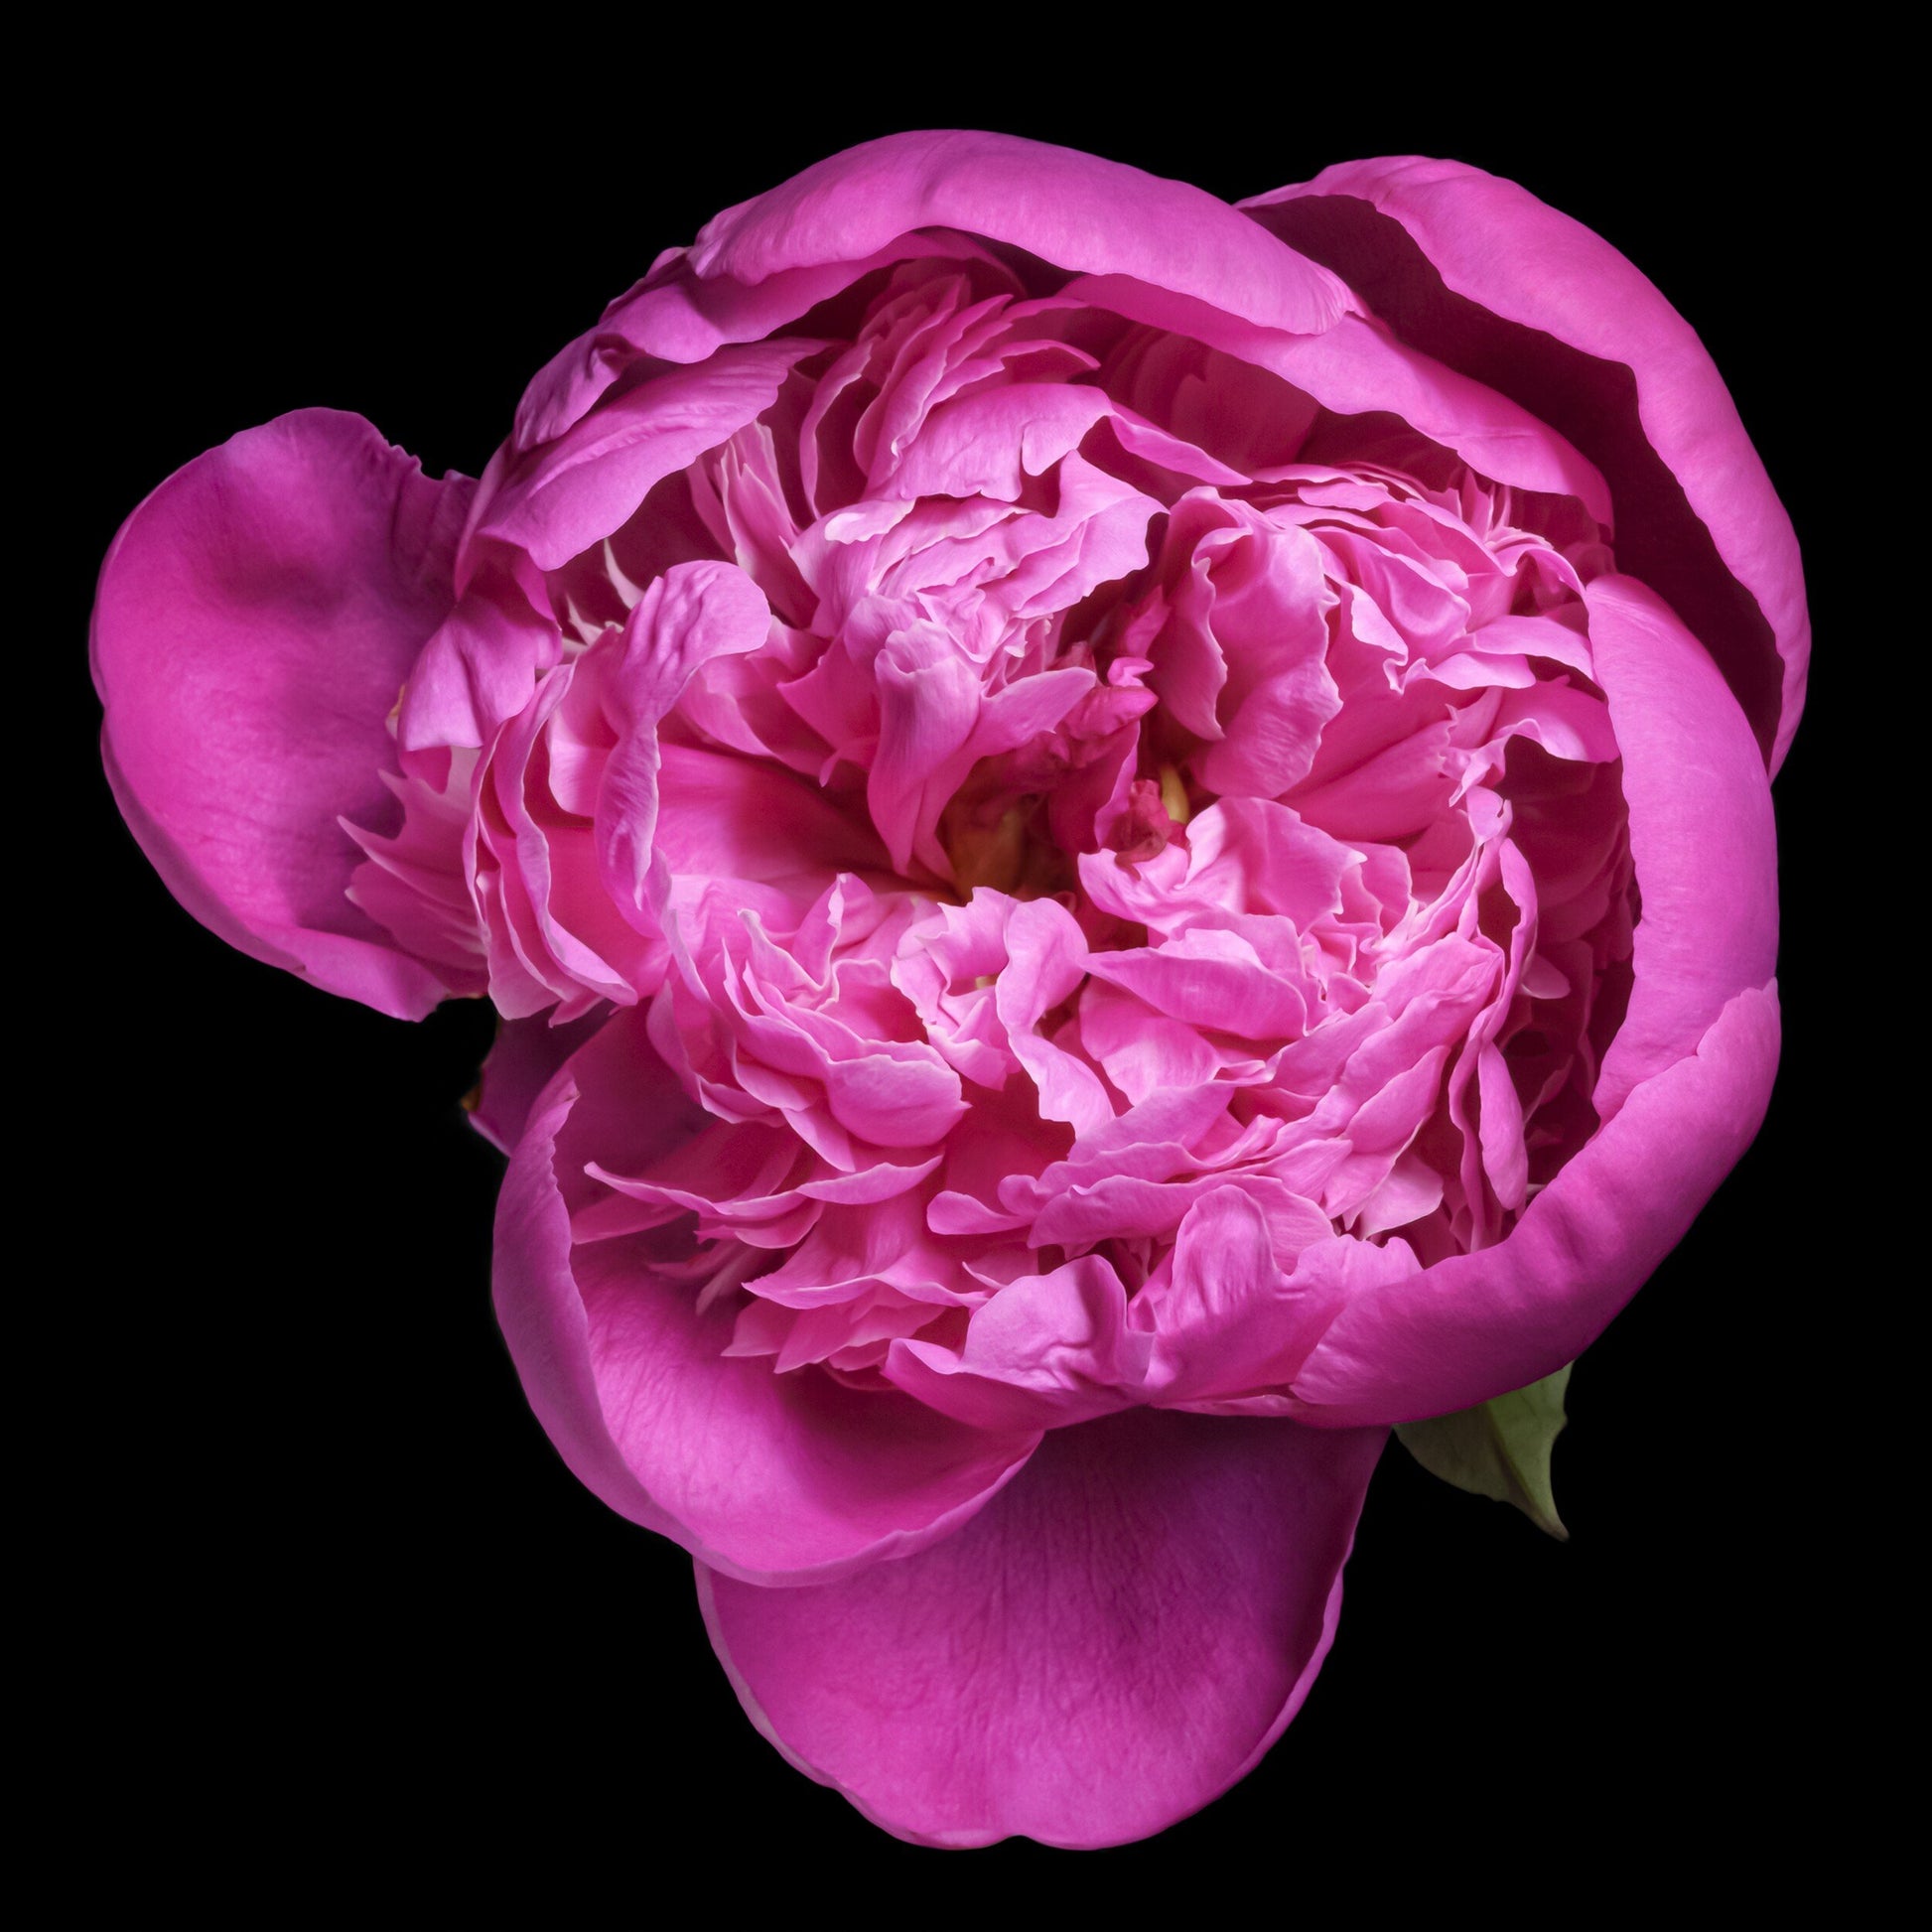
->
left=491, top=1055, right=1040, bottom=1587
left=696, top=1405, right=1386, bottom=1848
left=91, top=407, right=476, bottom=1019
left=1288, top=980, right=1781, bottom=1427
left=1243, top=156, right=1807, bottom=771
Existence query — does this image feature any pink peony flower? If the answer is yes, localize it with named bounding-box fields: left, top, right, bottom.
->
left=91, top=133, right=1802, bottom=1849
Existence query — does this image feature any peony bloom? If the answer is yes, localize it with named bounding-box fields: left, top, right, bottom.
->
left=91, top=133, right=1802, bottom=1848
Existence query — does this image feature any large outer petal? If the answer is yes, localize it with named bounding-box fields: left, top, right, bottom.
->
left=1059, top=274, right=1612, bottom=521
left=491, top=1011, right=1038, bottom=1586
left=1287, top=982, right=1779, bottom=1426
left=512, top=130, right=1352, bottom=483
left=689, top=130, right=1350, bottom=337
left=1242, top=158, right=1808, bottom=771
left=1286, top=568, right=1781, bottom=1423
left=1587, top=573, right=1779, bottom=1120
left=698, top=1407, right=1385, bottom=1849
left=92, top=408, right=474, bottom=1019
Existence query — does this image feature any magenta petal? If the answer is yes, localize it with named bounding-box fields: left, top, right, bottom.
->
left=1243, top=158, right=1808, bottom=770
left=491, top=1016, right=1039, bottom=1584
left=1587, top=573, right=1778, bottom=1120
left=886, top=1257, right=1151, bottom=1432
left=1061, top=275, right=1612, bottom=521
left=698, top=1406, right=1384, bottom=1848
left=690, top=130, right=1350, bottom=339
left=466, top=1012, right=605, bottom=1156
left=477, top=342, right=815, bottom=573
left=92, top=408, right=474, bottom=1019
left=1289, top=983, right=1780, bottom=1426
left=514, top=231, right=999, bottom=452
left=398, top=587, right=561, bottom=754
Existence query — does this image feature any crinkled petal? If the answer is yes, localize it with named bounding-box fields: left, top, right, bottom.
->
left=477, top=342, right=817, bottom=573
left=1243, top=158, right=1807, bottom=769
left=1138, top=1192, right=1421, bottom=1406
left=1064, top=274, right=1613, bottom=522
left=514, top=232, right=1001, bottom=451
left=595, top=560, right=774, bottom=916
left=491, top=1013, right=1037, bottom=1584
left=398, top=587, right=562, bottom=754
left=1288, top=983, right=1780, bottom=1425
left=697, top=1406, right=1385, bottom=1847
left=886, top=1258, right=1151, bottom=1431
left=91, top=408, right=475, bottom=1019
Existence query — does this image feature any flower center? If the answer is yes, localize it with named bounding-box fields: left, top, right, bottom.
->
left=939, top=789, right=1072, bottom=900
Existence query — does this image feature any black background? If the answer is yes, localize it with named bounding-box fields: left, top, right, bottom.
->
left=50, top=43, right=1860, bottom=1928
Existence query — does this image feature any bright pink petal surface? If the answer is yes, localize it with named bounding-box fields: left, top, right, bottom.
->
left=1288, top=982, right=1779, bottom=1426
left=491, top=1010, right=1038, bottom=1585
left=1243, top=158, right=1808, bottom=770
left=1061, top=273, right=1613, bottom=522
left=1587, top=573, right=1778, bottom=1119
left=509, top=129, right=1351, bottom=487
left=92, top=408, right=475, bottom=1018
left=478, top=343, right=818, bottom=573
left=466, top=1012, right=604, bottom=1156
left=698, top=1406, right=1384, bottom=1848
left=95, top=138, right=1804, bottom=1853
left=513, top=233, right=999, bottom=454
left=691, top=130, right=1351, bottom=337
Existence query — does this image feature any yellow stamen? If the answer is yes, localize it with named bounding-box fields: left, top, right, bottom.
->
left=1159, top=764, right=1191, bottom=826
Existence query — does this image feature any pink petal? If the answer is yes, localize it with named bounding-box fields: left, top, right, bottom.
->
left=514, top=232, right=1000, bottom=452
left=690, top=130, right=1350, bottom=341
left=595, top=561, right=773, bottom=916
left=698, top=1406, right=1385, bottom=1847
left=397, top=586, right=562, bottom=754
left=653, top=743, right=888, bottom=884
left=1065, top=273, right=1613, bottom=523
left=491, top=1010, right=1036, bottom=1583
left=883, top=381, right=1115, bottom=501
left=1086, top=929, right=1311, bottom=1041
left=1137, top=1191, right=1417, bottom=1406
left=465, top=1012, right=605, bottom=1157
left=1586, top=574, right=1778, bottom=1120
left=1244, top=158, right=1807, bottom=771
left=1289, top=983, right=1780, bottom=1426
left=476, top=342, right=816, bottom=573
left=886, top=1257, right=1151, bottom=1431
left=92, top=408, right=475, bottom=1019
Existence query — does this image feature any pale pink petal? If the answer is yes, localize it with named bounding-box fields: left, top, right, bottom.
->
left=885, top=1257, right=1151, bottom=1431
left=1136, top=1190, right=1421, bottom=1406
left=594, top=561, right=774, bottom=916
left=397, top=586, right=562, bottom=755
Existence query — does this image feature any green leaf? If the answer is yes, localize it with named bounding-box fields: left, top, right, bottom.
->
left=1395, top=1364, right=1574, bottom=1540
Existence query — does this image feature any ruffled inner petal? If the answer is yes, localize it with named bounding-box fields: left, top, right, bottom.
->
left=458, top=225, right=1766, bottom=1459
